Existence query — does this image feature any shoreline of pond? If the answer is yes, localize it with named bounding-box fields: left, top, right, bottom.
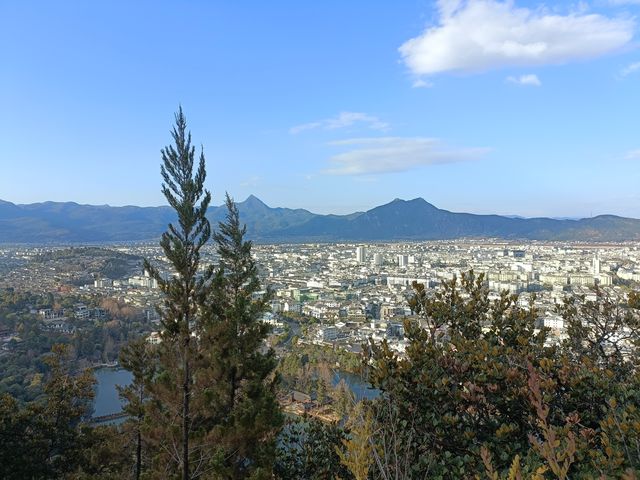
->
left=92, top=366, right=379, bottom=421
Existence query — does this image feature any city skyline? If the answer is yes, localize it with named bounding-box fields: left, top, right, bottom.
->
left=2, top=0, right=640, bottom=218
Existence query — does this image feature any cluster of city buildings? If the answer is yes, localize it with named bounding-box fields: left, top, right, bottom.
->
left=34, top=303, right=109, bottom=333
left=1, top=240, right=640, bottom=355
left=253, top=241, right=639, bottom=352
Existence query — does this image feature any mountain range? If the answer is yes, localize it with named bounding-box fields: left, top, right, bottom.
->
left=1, top=196, right=639, bottom=243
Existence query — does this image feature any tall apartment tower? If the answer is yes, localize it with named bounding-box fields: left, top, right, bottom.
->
left=356, top=246, right=367, bottom=263
left=397, top=254, right=409, bottom=267
left=373, top=253, right=384, bottom=266
left=592, top=255, right=601, bottom=276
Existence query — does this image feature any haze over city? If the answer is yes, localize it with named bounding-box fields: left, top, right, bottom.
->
left=2, top=0, right=640, bottom=218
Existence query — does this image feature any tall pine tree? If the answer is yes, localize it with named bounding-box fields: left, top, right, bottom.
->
left=143, top=107, right=212, bottom=480
left=199, top=194, right=283, bottom=479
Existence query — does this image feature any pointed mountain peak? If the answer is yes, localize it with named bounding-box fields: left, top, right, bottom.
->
left=381, top=197, right=437, bottom=210
left=240, top=194, right=269, bottom=209
left=408, top=197, right=437, bottom=208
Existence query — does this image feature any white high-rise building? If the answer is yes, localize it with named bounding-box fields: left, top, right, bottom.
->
left=592, top=255, right=601, bottom=275
left=397, top=255, right=409, bottom=267
left=356, top=246, right=367, bottom=263
left=373, top=253, right=384, bottom=266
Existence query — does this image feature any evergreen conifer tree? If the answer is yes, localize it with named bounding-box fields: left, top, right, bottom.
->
left=143, top=107, right=212, bottom=480
left=118, top=337, right=155, bottom=480
left=41, top=343, right=96, bottom=477
left=198, top=194, right=283, bottom=478
left=116, top=110, right=282, bottom=478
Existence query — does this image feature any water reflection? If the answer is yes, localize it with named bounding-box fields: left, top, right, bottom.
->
left=93, top=368, right=133, bottom=417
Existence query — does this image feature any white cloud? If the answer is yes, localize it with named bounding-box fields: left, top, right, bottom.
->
left=290, top=112, right=390, bottom=134
left=506, top=73, right=542, bottom=86
left=621, top=61, right=640, bottom=76
left=289, top=122, right=323, bottom=134
left=400, top=0, right=634, bottom=76
left=624, top=149, right=640, bottom=160
left=412, top=78, right=434, bottom=88
left=324, top=137, right=489, bottom=175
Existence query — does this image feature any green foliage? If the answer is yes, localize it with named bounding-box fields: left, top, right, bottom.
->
left=142, top=107, right=212, bottom=480
left=118, top=338, right=155, bottom=479
left=69, top=425, right=131, bottom=480
left=338, top=402, right=376, bottom=480
left=559, top=286, right=640, bottom=372
left=196, top=194, right=283, bottom=478
left=367, top=271, right=640, bottom=478
left=117, top=111, right=282, bottom=479
left=279, top=343, right=361, bottom=394
left=0, top=289, right=152, bottom=401
left=0, top=344, right=96, bottom=479
left=369, top=273, right=545, bottom=477
left=274, top=418, right=353, bottom=480
left=0, top=393, right=42, bottom=479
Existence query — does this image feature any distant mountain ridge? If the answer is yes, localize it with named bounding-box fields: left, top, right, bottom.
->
left=0, top=196, right=639, bottom=243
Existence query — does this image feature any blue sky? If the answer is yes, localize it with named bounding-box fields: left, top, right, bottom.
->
left=1, top=0, right=639, bottom=218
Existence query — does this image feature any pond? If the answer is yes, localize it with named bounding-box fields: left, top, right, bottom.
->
left=92, top=366, right=379, bottom=418
left=332, top=370, right=380, bottom=400
left=93, top=367, right=133, bottom=417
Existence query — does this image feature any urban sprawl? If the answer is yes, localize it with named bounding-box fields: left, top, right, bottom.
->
left=2, top=240, right=639, bottom=356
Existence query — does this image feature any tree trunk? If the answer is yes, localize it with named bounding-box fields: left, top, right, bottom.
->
left=136, top=428, right=142, bottom=480
left=136, top=385, right=143, bottom=480
left=183, top=338, right=190, bottom=480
